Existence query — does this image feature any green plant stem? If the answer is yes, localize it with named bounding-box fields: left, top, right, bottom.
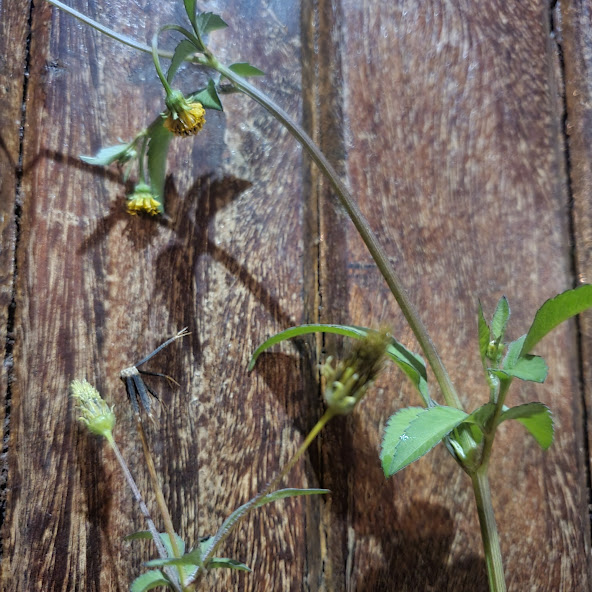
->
left=151, top=33, right=174, bottom=95
left=207, top=58, right=462, bottom=412
left=106, top=434, right=183, bottom=592
left=136, top=419, right=186, bottom=588
left=471, top=469, right=506, bottom=592
left=188, top=408, right=336, bottom=587
left=46, top=0, right=461, bottom=412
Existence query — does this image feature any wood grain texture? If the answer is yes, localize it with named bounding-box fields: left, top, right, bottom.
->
left=1, top=0, right=591, bottom=590
left=308, top=0, right=590, bottom=590
left=561, top=1, right=592, bottom=560
left=0, top=0, right=30, bottom=530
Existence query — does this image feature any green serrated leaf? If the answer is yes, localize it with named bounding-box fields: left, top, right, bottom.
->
left=196, top=12, right=228, bottom=37
left=249, top=324, right=431, bottom=405
left=146, top=120, right=172, bottom=204
left=255, top=488, right=329, bottom=508
left=228, top=62, right=265, bottom=77
left=200, top=488, right=328, bottom=562
left=464, top=402, right=497, bottom=430
left=183, top=0, right=199, bottom=36
left=498, top=403, right=554, bottom=449
left=160, top=532, right=185, bottom=558
left=499, top=335, right=547, bottom=382
left=381, top=406, right=467, bottom=477
left=208, top=557, right=251, bottom=571
left=167, top=39, right=199, bottom=83
left=502, top=355, right=548, bottom=382
left=146, top=546, right=201, bottom=569
left=380, top=407, right=424, bottom=474
left=491, top=296, right=510, bottom=341
left=190, top=79, right=224, bottom=111
left=124, top=530, right=153, bottom=542
left=80, top=143, right=130, bottom=166
left=521, top=285, right=592, bottom=356
left=502, top=335, right=526, bottom=370
left=130, top=570, right=172, bottom=592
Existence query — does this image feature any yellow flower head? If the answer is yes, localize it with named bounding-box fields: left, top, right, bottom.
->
left=126, top=184, right=162, bottom=216
left=70, top=379, right=116, bottom=439
left=164, top=90, right=206, bottom=137
left=321, top=330, right=389, bottom=415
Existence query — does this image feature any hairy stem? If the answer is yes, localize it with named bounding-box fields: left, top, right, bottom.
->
left=136, top=419, right=186, bottom=587
left=107, top=434, right=182, bottom=592
left=471, top=469, right=507, bottom=592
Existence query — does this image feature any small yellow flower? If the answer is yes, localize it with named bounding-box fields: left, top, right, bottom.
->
left=163, top=90, right=206, bottom=137
left=321, top=330, right=389, bottom=415
left=70, top=379, right=116, bottom=439
left=126, top=184, right=162, bottom=216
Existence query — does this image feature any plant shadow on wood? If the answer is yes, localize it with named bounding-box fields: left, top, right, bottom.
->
left=354, top=498, right=488, bottom=591
left=62, top=156, right=488, bottom=589
left=333, top=412, right=487, bottom=591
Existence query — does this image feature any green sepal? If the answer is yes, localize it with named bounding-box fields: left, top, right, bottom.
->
left=196, top=12, right=228, bottom=38
left=146, top=119, right=172, bottom=206
left=249, top=324, right=431, bottom=405
left=167, top=39, right=199, bottom=83
left=130, top=570, right=172, bottom=592
left=520, top=284, right=592, bottom=356
left=80, top=143, right=132, bottom=166
left=228, top=62, right=265, bottom=77
left=499, top=403, right=554, bottom=449
left=381, top=406, right=468, bottom=477
left=190, top=79, right=223, bottom=111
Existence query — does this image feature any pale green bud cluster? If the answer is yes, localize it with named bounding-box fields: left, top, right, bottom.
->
left=321, top=331, right=389, bottom=415
left=70, top=379, right=116, bottom=439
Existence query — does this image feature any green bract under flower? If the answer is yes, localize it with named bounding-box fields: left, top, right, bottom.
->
left=322, top=330, right=389, bottom=415
left=70, top=379, right=116, bottom=439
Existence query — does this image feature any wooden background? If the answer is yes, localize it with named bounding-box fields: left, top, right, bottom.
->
left=1, top=0, right=591, bottom=590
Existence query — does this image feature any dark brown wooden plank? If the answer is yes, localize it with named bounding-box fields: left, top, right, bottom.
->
left=0, top=0, right=31, bottom=536
left=306, top=0, right=590, bottom=590
left=561, top=2, right=592, bottom=565
left=1, top=0, right=311, bottom=590
left=2, top=0, right=591, bottom=590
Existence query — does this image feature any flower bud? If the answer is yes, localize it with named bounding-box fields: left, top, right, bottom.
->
left=70, top=379, right=116, bottom=439
left=321, top=330, right=389, bottom=415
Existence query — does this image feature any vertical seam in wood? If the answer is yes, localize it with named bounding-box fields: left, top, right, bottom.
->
left=301, top=0, right=324, bottom=589
left=0, top=0, right=35, bottom=561
left=552, top=0, right=592, bottom=556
